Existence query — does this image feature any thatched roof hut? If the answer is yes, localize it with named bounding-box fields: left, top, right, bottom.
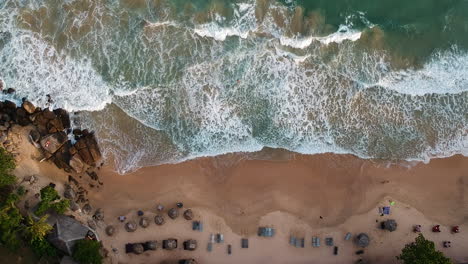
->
left=139, top=217, right=150, bottom=228
left=355, top=233, right=370, bottom=248
left=382, top=219, right=397, bottom=232
left=183, top=209, right=194, bottom=220
left=163, top=238, right=178, bottom=250
left=125, top=221, right=138, bottom=232
left=168, top=208, right=179, bottom=219
left=145, top=240, right=158, bottom=251
left=154, top=215, right=165, bottom=225
left=105, top=225, right=115, bottom=236
left=47, top=215, right=98, bottom=255
left=183, top=239, right=197, bottom=251
left=133, top=243, right=144, bottom=254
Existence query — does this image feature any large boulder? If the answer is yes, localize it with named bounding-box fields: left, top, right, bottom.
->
left=183, top=209, right=194, bottom=220
left=82, top=204, right=92, bottom=215
left=139, top=217, right=150, bottom=228
left=125, top=221, right=138, bottom=232
left=168, top=208, right=179, bottom=219
left=383, top=219, right=398, bottom=232
left=40, top=132, right=67, bottom=154
left=69, top=154, right=85, bottom=173
left=22, top=101, right=36, bottom=114
left=63, top=185, right=76, bottom=200
left=355, top=233, right=370, bottom=248
left=154, top=215, right=165, bottom=225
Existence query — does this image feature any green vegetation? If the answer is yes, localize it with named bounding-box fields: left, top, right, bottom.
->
left=35, top=186, right=70, bottom=216
left=397, top=234, right=452, bottom=264
left=0, top=193, right=22, bottom=250
left=72, top=239, right=103, bottom=264
left=0, top=148, right=16, bottom=188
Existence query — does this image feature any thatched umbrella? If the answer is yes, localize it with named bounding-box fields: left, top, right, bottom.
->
left=355, top=233, right=370, bottom=248
left=132, top=243, right=144, bottom=254
left=125, top=220, right=138, bottom=232
left=168, top=208, right=179, bottom=219
left=183, top=239, right=197, bottom=251
left=154, top=215, right=165, bottom=225
left=383, top=219, right=398, bottom=232
left=163, top=238, right=177, bottom=250
left=105, top=225, right=115, bottom=236
left=183, top=209, right=194, bottom=220
left=146, top=240, right=158, bottom=251
left=139, top=217, right=150, bottom=228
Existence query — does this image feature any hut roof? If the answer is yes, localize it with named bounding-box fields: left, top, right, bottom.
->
left=183, top=239, right=198, bottom=251
left=355, top=233, right=370, bottom=248
left=154, top=215, right=165, bottom=225
left=47, top=215, right=97, bottom=255
left=163, top=238, right=178, bottom=250
left=183, top=209, right=194, bottom=220
left=168, top=208, right=179, bottom=219
left=383, top=219, right=398, bottom=232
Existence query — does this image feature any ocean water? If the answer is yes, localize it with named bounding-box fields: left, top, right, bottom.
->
left=0, top=0, right=467, bottom=173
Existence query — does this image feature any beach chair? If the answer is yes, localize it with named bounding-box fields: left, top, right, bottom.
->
left=192, top=221, right=203, bottom=231
left=290, top=236, right=296, bottom=246
left=334, top=246, right=338, bottom=255
left=325, top=237, right=334, bottom=246
left=241, top=238, right=249, bottom=249
left=312, top=237, right=320, bottom=247
left=216, top=233, right=224, bottom=243
left=227, top=244, right=232, bottom=255
left=210, top=234, right=215, bottom=243
left=383, top=206, right=390, bottom=215
left=300, top=238, right=305, bottom=248
left=345, top=232, right=352, bottom=241
left=207, top=242, right=213, bottom=252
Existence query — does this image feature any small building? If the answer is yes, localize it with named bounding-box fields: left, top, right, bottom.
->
left=47, top=215, right=98, bottom=255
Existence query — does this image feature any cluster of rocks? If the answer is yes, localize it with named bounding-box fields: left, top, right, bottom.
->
left=0, top=99, right=102, bottom=174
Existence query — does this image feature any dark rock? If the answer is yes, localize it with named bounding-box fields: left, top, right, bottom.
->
left=16, top=108, right=26, bottom=117
left=42, top=109, right=56, bottom=120
left=6, top=88, right=15, bottom=94
left=154, top=215, right=165, bottom=225
left=69, top=146, right=77, bottom=155
left=72, top=129, right=82, bottom=137
left=139, top=217, right=150, bottom=228
left=47, top=118, right=64, bottom=133
left=168, top=208, right=179, bottom=219
left=22, top=101, right=36, bottom=114
left=63, top=185, right=76, bottom=199
left=40, top=132, right=67, bottom=154
left=87, top=220, right=97, bottom=230
left=53, top=109, right=70, bottom=129
left=86, top=171, right=98, bottom=181
left=4, top=100, right=16, bottom=110
left=69, top=200, right=80, bottom=211
left=29, top=129, right=40, bottom=143
left=105, top=225, right=115, bottom=236
left=183, top=209, right=194, bottom=220
left=125, top=221, right=138, bottom=232
left=68, top=175, right=79, bottom=185
left=52, top=142, right=72, bottom=171
left=93, top=208, right=104, bottom=221
left=82, top=204, right=92, bottom=214
left=78, top=148, right=93, bottom=165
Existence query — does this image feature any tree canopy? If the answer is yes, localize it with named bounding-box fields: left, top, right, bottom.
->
left=0, top=147, right=16, bottom=188
left=35, top=186, right=70, bottom=216
left=72, top=239, right=103, bottom=264
left=397, top=234, right=452, bottom=264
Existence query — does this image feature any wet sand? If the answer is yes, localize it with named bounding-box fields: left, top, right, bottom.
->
left=87, top=152, right=468, bottom=263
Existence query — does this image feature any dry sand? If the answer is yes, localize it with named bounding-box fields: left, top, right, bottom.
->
left=10, top=126, right=468, bottom=264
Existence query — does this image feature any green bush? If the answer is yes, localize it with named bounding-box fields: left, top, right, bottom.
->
left=72, top=239, right=102, bottom=264
left=16, top=186, right=25, bottom=196
left=397, top=234, right=452, bottom=264
left=0, top=148, right=16, bottom=188
left=35, top=186, right=69, bottom=216
left=30, top=238, right=58, bottom=258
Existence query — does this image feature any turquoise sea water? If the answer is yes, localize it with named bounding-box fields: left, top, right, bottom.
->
left=0, top=0, right=467, bottom=173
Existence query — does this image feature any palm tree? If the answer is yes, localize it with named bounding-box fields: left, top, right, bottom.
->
left=25, top=215, right=53, bottom=242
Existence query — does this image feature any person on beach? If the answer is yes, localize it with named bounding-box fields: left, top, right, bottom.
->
left=432, top=225, right=441, bottom=232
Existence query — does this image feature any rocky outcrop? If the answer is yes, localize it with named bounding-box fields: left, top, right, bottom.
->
left=0, top=99, right=102, bottom=173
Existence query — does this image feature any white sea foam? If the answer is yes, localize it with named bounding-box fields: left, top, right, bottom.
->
left=279, top=25, right=363, bottom=49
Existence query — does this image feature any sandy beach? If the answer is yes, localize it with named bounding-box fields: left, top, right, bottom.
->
left=7, top=124, right=468, bottom=264
left=86, top=152, right=468, bottom=263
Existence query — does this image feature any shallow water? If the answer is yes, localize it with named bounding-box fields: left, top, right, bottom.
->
left=0, top=0, right=467, bottom=173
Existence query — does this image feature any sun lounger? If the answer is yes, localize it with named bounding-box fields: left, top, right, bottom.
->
left=192, top=221, right=203, bottom=231
left=227, top=244, right=232, bottom=255
left=312, top=237, right=320, bottom=247
left=290, top=236, right=296, bottom=246
left=241, top=238, right=249, bottom=248
left=210, top=234, right=215, bottom=243
left=300, top=238, right=305, bottom=248
left=207, top=242, right=213, bottom=252
left=216, top=233, right=224, bottom=243
left=325, top=237, right=334, bottom=246
left=383, top=206, right=390, bottom=215
left=334, top=246, right=338, bottom=255
left=345, top=232, right=352, bottom=241
left=258, top=227, right=275, bottom=237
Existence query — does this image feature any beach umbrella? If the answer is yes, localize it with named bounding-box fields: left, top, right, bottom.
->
left=105, top=225, right=115, bottom=236
left=355, top=233, right=370, bottom=248
left=145, top=240, right=158, bottom=250
left=132, top=243, right=144, bottom=254
left=154, top=215, right=165, bottom=225
left=383, top=219, right=398, bottom=232
left=139, top=217, right=150, bottom=228
left=168, top=208, right=179, bottom=219
left=183, top=209, right=194, bottom=220
left=125, top=221, right=138, bottom=232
